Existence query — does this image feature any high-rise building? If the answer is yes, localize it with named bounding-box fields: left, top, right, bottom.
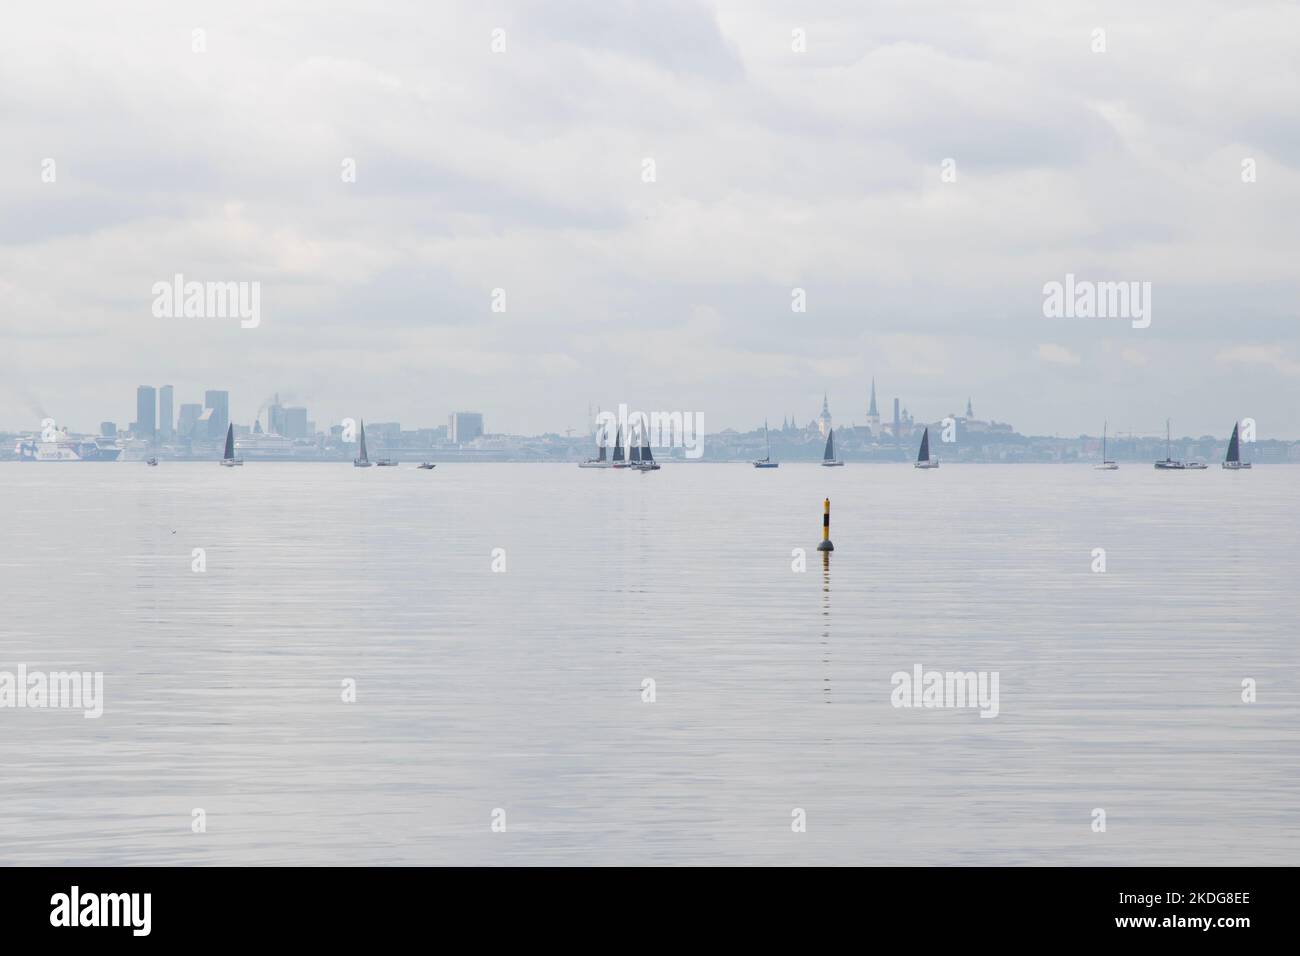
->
left=136, top=386, right=157, bottom=441
left=283, top=407, right=308, bottom=439
left=100, top=422, right=116, bottom=438
left=267, top=394, right=286, bottom=435
left=449, top=412, right=484, bottom=444
left=177, top=404, right=203, bottom=438
left=893, top=398, right=901, bottom=435
left=159, top=385, right=174, bottom=441
left=204, top=390, right=230, bottom=440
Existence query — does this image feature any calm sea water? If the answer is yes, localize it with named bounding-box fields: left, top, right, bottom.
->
left=1, top=462, right=1296, bottom=865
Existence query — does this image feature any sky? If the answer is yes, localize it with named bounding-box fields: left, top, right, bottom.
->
left=2, top=0, right=1298, bottom=439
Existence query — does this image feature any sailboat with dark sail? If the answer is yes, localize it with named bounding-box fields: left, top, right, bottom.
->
left=610, top=426, right=628, bottom=469
left=820, top=428, right=843, bottom=466
left=753, top=419, right=779, bottom=468
left=579, top=426, right=611, bottom=468
left=633, top=423, right=660, bottom=471
left=1222, top=422, right=1251, bottom=470
left=353, top=420, right=372, bottom=468
left=219, top=423, right=243, bottom=467
left=913, top=426, right=938, bottom=469
left=1095, top=421, right=1118, bottom=470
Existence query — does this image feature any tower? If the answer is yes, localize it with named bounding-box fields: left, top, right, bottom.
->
left=817, top=393, right=832, bottom=437
left=866, top=377, right=880, bottom=435
left=966, top=397, right=973, bottom=419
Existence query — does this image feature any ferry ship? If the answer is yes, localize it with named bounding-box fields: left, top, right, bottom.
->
left=14, top=433, right=121, bottom=461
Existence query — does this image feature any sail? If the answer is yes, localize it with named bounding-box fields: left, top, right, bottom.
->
left=918, top=427, right=930, bottom=462
left=612, top=427, right=624, bottom=462
left=1226, top=423, right=1240, bottom=463
left=629, top=428, right=641, bottom=463
left=597, top=441, right=606, bottom=462
left=641, top=434, right=653, bottom=462
left=358, top=420, right=369, bottom=462
left=823, top=428, right=834, bottom=461
left=764, top=419, right=771, bottom=458
left=223, top=423, right=235, bottom=460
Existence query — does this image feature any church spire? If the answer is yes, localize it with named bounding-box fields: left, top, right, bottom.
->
left=868, top=377, right=878, bottom=417
left=966, top=397, right=973, bottom=418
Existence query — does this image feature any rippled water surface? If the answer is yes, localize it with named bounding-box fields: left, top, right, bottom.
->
left=1, top=462, right=1297, bottom=865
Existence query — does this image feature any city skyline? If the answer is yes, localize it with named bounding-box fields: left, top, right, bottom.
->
left=4, top=375, right=1286, bottom=447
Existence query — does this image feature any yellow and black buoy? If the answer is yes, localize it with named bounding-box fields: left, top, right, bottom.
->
left=816, top=497, right=834, bottom=551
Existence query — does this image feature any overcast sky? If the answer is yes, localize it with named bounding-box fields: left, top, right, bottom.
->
left=2, top=0, right=1298, bottom=438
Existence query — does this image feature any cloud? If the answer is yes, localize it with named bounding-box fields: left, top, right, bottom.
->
left=1216, top=344, right=1300, bottom=376
left=1037, top=343, right=1082, bottom=367
left=1, top=1, right=1299, bottom=437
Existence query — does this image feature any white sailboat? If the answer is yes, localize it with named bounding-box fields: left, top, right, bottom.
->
left=353, top=420, right=372, bottom=467
left=1095, top=421, right=1118, bottom=470
left=820, top=428, right=843, bottom=467
left=1155, top=419, right=1205, bottom=469
left=753, top=419, right=779, bottom=468
left=913, top=426, right=938, bottom=469
left=219, top=423, right=243, bottom=466
left=1222, top=422, right=1252, bottom=470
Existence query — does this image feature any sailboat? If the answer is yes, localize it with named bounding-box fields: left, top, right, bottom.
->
left=628, top=425, right=642, bottom=467
left=353, top=420, right=372, bottom=467
left=610, top=426, right=628, bottom=469
left=578, top=427, right=611, bottom=468
left=820, top=428, right=843, bottom=466
left=913, top=426, right=938, bottom=469
left=1154, top=419, right=1205, bottom=469
left=634, top=425, right=660, bottom=471
left=1095, top=421, right=1118, bottom=470
left=1222, top=422, right=1252, bottom=470
left=219, top=423, right=243, bottom=466
left=753, top=419, right=779, bottom=468
left=417, top=462, right=437, bottom=470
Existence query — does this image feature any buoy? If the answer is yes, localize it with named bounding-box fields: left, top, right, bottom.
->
left=816, top=497, right=834, bottom=551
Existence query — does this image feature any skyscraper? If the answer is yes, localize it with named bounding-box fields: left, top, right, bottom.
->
left=283, top=407, right=308, bottom=439
left=177, top=404, right=202, bottom=438
left=204, top=390, right=230, bottom=441
left=449, top=412, right=484, bottom=444
left=136, top=386, right=157, bottom=441
left=159, top=385, right=174, bottom=441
